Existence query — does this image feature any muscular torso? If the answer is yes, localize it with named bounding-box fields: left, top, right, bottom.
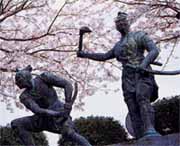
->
left=20, top=75, right=62, bottom=109
left=112, top=32, right=158, bottom=99
left=113, top=31, right=147, bottom=66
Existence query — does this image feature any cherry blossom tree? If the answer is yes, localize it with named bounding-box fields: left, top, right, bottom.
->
left=0, top=0, right=179, bottom=111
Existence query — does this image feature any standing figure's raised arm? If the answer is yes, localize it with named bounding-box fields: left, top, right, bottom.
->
left=77, top=49, right=115, bottom=61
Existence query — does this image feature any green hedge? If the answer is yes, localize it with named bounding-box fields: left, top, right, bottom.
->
left=0, top=126, right=49, bottom=146
left=58, top=116, right=127, bottom=146
left=154, top=95, right=180, bottom=135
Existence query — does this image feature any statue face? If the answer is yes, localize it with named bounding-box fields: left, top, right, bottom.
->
left=115, top=20, right=129, bottom=33
left=15, top=66, right=33, bottom=89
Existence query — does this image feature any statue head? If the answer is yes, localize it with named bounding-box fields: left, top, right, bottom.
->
left=114, top=11, right=130, bottom=34
left=15, top=65, right=33, bottom=89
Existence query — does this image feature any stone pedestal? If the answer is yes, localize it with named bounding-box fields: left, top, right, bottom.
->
left=106, top=133, right=180, bottom=146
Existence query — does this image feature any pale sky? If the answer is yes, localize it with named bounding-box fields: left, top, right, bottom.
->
left=1, top=1, right=180, bottom=146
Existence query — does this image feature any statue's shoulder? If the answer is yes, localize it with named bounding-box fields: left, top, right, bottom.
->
left=39, top=72, right=58, bottom=85
left=131, top=31, right=147, bottom=38
left=39, top=72, right=52, bottom=82
left=130, top=31, right=149, bottom=45
left=39, top=72, right=54, bottom=79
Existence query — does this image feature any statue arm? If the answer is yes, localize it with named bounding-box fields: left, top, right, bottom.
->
left=40, top=72, right=73, bottom=104
left=20, top=96, right=46, bottom=114
left=140, top=34, right=160, bottom=68
left=20, top=94, right=63, bottom=116
left=77, top=49, right=115, bottom=61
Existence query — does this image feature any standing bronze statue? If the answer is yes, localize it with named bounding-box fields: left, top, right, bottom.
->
left=11, top=65, right=92, bottom=146
left=77, top=12, right=161, bottom=139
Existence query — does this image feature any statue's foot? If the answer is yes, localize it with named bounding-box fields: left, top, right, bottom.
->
left=138, top=128, right=161, bottom=141
left=144, top=128, right=161, bottom=137
left=143, top=128, right=161, bottom=138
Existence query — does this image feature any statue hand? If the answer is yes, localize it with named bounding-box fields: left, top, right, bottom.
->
left=63, top=110, right=70, bottom=119
left=77, top=51, right=86, bottom=58
left=79, top=26, right=92, bottom=35
left=45, top=109, right=65, bottom=117
left=64, top=103, right=72, bottom=111
left=63, top=103, right=72, bottom=118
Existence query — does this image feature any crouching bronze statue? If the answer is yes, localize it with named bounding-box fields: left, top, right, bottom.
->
left=11, top=65, right=92, bottom=146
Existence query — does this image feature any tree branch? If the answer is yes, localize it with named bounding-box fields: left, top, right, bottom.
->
left=0, top=0, right=30, bottom=22
left=0, top=33, right=50, bottom=41
left=0, top=47, right=13, bottom=53
left=114, top=0, right=149, bottom=6
left=27, top=45, right=77, bottom=55
left=156, top=34, right=180, bottom=44
left=0, top=1, right=68, bottom=42
left=4, top=0, right=12, bottom=10
left=47, top=1, right=67, bottom=33
left=162, top=38, right=178, bottom=70
left=0, top=0, right=3, bottom=14
left=0, top=67, right=15, bottom=72
left=115, top=0, right=180, bottom=12
left=0, top=91, right=16, bottom=98
left=151, top=3, right=180, bottom=12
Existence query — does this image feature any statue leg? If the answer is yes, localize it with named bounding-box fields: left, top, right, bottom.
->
left=136, top=80, right=159, bottom=137
left=125, top=95, right=144, bottom=139
left=122, top=70, right=144, bottom=139
left=44, top=117, right=92, bottom=146
left=63, top=131, right=92, bottom=146
left=11, top=115, right=43, bottom=146
left=61, top=118, right=92, bottom=146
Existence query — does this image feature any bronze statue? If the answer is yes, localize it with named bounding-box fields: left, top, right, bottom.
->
left=77, top=12, right=161, bottom=139
left=11, top=65, right=92, bottom=146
